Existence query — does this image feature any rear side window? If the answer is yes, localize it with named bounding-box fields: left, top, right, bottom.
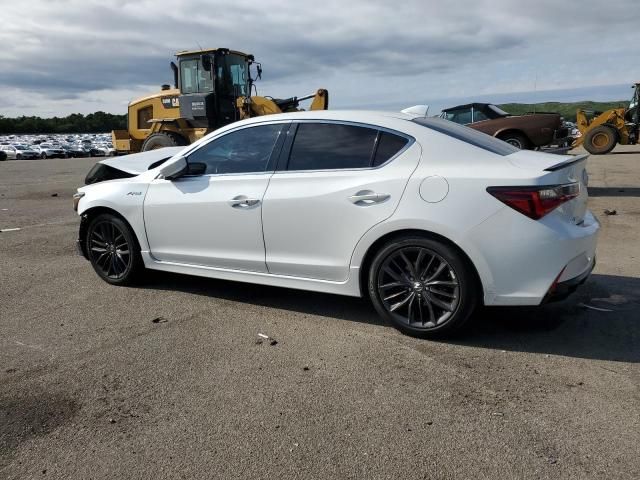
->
left=373, top=132, right=409, bottom=166
left=287, top=123, right=409, bottom=171
left=288, top=123, right=378, bottom=170
left=412, top=117, right=518, bottom=156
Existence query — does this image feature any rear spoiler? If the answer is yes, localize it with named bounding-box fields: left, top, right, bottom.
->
left=544, top=153, right=589, bottom=172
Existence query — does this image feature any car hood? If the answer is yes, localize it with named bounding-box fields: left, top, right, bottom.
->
left=98, top=147, right=184, bottom=174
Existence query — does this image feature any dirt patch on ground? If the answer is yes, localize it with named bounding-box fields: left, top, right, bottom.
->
left=0, top=391, right=79, bottom=468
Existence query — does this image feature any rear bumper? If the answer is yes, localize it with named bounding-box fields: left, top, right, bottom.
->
left=543, top=256, right=595, bottom=303
left=462, top=208, right=599, bottom=306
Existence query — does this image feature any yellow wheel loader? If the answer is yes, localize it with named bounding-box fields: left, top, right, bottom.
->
left=112, top=48, right=328, bottom=153
left=574, top=83, right=640, bottom=155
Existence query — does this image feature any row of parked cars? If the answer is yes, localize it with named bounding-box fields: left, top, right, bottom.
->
left=0, top=133, right=116, bottom=161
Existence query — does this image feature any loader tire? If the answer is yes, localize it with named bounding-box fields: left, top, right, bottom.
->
left=583, top=126, right=617, bottom=155
left=141, top=132, right=188, bottom=152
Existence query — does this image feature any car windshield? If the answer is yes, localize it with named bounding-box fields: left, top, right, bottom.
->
left=15, top=145, right=26, bottom=150
left=412, top=117, right=519, bottom=156
left=488, top=105, right=510, bottom=116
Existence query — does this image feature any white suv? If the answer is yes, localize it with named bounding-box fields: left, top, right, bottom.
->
left=74, top=110, right=599, bottom=337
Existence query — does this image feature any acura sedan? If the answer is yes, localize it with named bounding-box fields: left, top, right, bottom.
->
left=73, top=111, right=599, bottom=337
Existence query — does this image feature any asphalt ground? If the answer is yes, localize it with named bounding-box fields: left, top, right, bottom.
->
left=1, top=148, right=639, bottom=479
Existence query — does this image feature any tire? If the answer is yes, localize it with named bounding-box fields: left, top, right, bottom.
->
left=16, top=154, right=22, bottom=160
left=368, top=236, right=479, bottom=338
left=498, top=132, right=529, bottom=149
left=141, top=131, right=188, bottom=152
left=41, top=153, right=47, bottom=159
left=583, top=125, right=618, bottom=155
left=86, top=213, right=144, bottom=286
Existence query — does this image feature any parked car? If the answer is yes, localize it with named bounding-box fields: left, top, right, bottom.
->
left=74, top=111, right=598, bottom=338
left=1, top=145, right=40, bottom=160
left=84, top=146, right=106, bottom=157
left=32, top=143, right=66, bottom=159
left=439, top=103, right=571, bottom=149
left=62, top=144, right=87, bottom=158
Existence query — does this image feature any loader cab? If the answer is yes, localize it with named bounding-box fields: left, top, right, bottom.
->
left=177, top=48, right=252, bottom=129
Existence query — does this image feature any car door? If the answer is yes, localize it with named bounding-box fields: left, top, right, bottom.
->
left=143, top=122, right=287, bottom=272
left=262, top=121, right=421, bottom=282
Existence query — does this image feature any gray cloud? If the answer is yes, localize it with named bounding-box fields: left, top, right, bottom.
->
left=1, top=0, right=639, bottom=116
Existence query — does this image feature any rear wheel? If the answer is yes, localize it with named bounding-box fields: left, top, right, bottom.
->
left=499, top=132, right=529, bottom=149
left=86, top=213, right=144, bottom=286
left=583, top=125, right=618, bottom=155
left=368, top=236, right=479, bottom=338
left=141, top=132, right=188, bottom=152
left=41, top=153, right=47, bottom=159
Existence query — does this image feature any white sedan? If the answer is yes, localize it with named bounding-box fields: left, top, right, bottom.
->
left=73, top=110, right=599, bottom=337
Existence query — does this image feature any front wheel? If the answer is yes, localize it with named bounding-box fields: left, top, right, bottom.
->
left=86, top=213, right=144, bottom=285
left=583, top=125, right=618, bottom=155
left=141, top=132, right=188, bottom=151
left=368, top=236, right=479, bottom=338
left=41, top=153, right=47, bottom=159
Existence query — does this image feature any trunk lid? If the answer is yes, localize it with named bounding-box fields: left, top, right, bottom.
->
left=507, top=150, right=590, bottom=224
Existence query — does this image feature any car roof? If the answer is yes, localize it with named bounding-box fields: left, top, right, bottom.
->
left=216, top=110, right=420, bottom=132
left=441, top=103, right=493, bottom=112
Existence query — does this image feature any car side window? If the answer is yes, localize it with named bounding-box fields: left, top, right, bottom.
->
left=188, top=124, right=283, bottom=175
left=372, top=132, right=409, bottom=166
left=444, top=108, right=472, bottom=125
left=287, top=123, right=378, bottom=171
left=473, top=109, right=489, bottom=122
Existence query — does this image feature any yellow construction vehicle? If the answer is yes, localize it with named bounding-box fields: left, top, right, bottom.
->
left=112, top=48, right=328, bottom=153
left=574, top=83, right=640, bottom=154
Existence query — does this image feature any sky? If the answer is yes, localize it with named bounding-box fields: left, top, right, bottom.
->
left=1, top=0, right=639, bottom=117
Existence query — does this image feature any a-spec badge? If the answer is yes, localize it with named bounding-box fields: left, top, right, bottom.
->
left=582, top=169, right=589, bottom=187
left=127, top=192, right=142, bottom=196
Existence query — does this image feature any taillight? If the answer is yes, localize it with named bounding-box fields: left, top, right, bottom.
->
left=487, top=183, right=580, bottom=220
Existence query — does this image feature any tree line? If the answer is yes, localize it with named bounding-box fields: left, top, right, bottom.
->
left=0, top=112, right=126, bottom=134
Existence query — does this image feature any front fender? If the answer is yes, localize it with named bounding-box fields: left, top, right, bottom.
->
left=77, top=180, right=150, bottom=251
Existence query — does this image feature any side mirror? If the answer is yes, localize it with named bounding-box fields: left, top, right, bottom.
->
left=160, top=156, right=188, bottom=180
left=186, top=162, right=206, bottom=176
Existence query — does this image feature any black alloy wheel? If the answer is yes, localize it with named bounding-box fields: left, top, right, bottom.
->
left=369, top=237, right=478, bottom=338
left=86, top=213, right=142, bottom=285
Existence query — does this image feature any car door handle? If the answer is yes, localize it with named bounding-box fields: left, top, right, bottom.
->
left=228, top=196, right=260, bottom=208
left=348, top=191, right=390, bottom=205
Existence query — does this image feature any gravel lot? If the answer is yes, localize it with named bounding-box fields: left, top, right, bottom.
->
left=1, top=149, right=639, bottom=479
